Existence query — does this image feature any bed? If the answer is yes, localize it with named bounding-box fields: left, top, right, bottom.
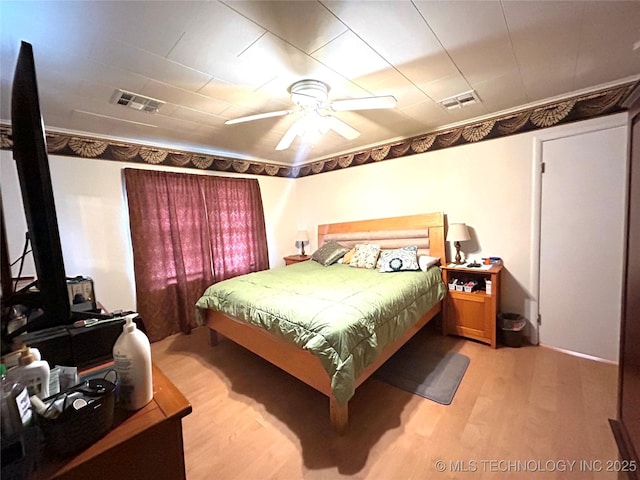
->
left=196, top=212, right=447, bottom=433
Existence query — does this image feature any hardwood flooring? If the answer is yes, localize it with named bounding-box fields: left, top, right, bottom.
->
left=151, top=322, right=622, bottom=479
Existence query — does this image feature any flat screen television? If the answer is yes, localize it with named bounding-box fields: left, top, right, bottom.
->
left=2, top=41, right=71, bottom=333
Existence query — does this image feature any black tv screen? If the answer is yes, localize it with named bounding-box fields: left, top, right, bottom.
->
left=9, top=41, right=71, bottom=330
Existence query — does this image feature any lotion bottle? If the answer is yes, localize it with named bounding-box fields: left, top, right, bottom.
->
left=7, top=348, right=50, bottom=399
left=112, top=314, right=153, bottom=410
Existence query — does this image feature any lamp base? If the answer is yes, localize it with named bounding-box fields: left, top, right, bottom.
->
left=454, top=241, right=463, bottom=264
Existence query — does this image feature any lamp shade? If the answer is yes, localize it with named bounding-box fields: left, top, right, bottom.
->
left=296, top=230, right=309, bottom=243
left=446, top=223, right=470, bottom=242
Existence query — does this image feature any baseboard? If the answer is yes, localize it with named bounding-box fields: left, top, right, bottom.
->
left=539, top=343, right=618, bottom=365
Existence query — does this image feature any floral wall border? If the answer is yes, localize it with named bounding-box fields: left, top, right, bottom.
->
left=0, top=81, right=636, bottom=179
left=0, top=125, right=293, bottom=178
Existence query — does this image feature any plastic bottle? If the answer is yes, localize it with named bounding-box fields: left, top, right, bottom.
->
left=1, top=364, right=33, bottom=437
left=112, top=314, right=153, bottom=410
left=7, top=348, right=50, bottom=400
left=28, top=347, right=41, bottom=361
left=2, top=346, right=42, bottom=369
left=1, top=364, right=19, bottom=436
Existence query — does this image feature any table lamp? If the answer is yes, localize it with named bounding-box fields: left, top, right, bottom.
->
left=296, top=230, right=309, bottom=255
left=446, top=223, right=470, bottom=264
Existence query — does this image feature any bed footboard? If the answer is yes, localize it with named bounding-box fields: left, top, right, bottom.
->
left=205, top=301, right=441, bottom=433
left=209, top=329, right=219, bottom=346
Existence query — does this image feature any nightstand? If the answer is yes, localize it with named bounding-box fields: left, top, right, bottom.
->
left=283, top=254, right=310, bottom=266
left=441, top=263, right=502, bottom=348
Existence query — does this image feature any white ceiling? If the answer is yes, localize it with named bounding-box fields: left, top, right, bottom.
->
left=1, top=1, right=639, bottom=166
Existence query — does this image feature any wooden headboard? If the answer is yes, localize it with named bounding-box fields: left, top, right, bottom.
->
left=317, top=212, right=446, bottom=267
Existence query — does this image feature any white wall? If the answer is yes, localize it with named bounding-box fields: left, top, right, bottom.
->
left=295, top=113, right=628, bottom=346
left=1, top=112, right=628, bottom=357
left=296, top=127, right=536, bottom=316
left=1, top=153, right=296, bottom=312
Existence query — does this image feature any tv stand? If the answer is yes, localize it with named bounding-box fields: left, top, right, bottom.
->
left=9, top=312, right=141, bottom=369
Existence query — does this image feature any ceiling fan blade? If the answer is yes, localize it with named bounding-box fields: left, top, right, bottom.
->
left=326, top=116, right=360, bottom=140
left=225, top=109, right=294, bottom=125
left=330, top=95, right=397, bottom=112
left=275, top=121, right=301, bottom=150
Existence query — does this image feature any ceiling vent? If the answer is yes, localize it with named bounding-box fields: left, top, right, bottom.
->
left=111, top=89, right=164, bottom=113
left=437, top=90, right=481, bottom=111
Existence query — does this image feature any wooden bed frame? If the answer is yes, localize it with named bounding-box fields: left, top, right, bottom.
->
left=205, top=212, right=446, bottom=433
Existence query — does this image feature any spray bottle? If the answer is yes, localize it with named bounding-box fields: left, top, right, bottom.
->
left=112, top=313, right=153, bottom=410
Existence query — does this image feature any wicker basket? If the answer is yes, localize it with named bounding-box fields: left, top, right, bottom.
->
left=37, top=379, right=115, bottom=457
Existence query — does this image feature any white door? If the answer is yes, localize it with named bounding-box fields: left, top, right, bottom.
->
left=539, top=126, right=626, bottom=362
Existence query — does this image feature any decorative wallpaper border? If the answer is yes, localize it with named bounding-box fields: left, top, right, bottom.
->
left=1, top=81, right=636, bottom=179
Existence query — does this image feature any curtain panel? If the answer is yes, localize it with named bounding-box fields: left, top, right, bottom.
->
left=124, top=168, right=268, bottom=341
left=202, top=176, right=269, bottom=282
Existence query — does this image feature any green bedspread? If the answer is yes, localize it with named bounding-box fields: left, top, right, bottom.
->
left=196, top=260, right=446, bottom=404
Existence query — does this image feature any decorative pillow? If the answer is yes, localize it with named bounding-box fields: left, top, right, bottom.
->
left=349, top=244, right=381, bottom=269
left=311, top=241, right=350, bottom=266
left=342, top=248, right=356, bottom=264
left=378, top=246, right=420, bottom=272
left=419, top=255, right=440, bottom=271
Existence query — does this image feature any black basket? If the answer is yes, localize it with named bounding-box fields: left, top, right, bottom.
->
left=37, top=379, right=115, bottom=457
left=498, top=313, right=527, bottom=348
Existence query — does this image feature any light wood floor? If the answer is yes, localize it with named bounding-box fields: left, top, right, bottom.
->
left=151, top=322, right=622, bottom=480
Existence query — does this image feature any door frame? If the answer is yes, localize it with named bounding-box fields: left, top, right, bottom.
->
left=610, top=82, right=640, bottom=479
left=529, top=113, right=629, bottom=347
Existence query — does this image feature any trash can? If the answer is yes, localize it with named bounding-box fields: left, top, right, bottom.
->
left=498, top=313, right=527, bottom=347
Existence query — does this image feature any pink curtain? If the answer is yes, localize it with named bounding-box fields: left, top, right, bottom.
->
left=202, top=176, right=269, bottom=282
left=124, top=169, right=268, bottom=342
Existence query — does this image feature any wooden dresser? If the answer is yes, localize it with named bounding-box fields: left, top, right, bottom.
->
left=31, top=364, right=191, bottom=480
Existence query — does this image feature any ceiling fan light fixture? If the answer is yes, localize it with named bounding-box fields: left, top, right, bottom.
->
left=288, top=79, right=330, bottom=108
left=225, top=78, right=394, bottom=151
left=275, top=122, right=301, bottom=151
left=306, top=113, right=330, bottom=139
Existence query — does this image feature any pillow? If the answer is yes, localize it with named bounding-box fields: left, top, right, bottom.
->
left=378, top=246, right=420, bottom=272
left=349, top=244, right=381, bottom=269
left=338, top=247, right=356, bottom=265
left=419, top=255, right=440, bottom=271
left=311, top=241, right=350, bottom=266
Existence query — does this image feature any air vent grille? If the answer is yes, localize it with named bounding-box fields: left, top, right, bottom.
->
left=111, top=89, right=164, bottom=113
left=437, top=90, right=481, bottom=111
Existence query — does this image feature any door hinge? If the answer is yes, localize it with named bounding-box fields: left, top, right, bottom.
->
left=541, top=162, right=546, bottom=174
left=537, top=314, right=542, bottom=325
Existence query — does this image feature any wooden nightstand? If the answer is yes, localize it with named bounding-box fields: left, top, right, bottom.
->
left=441, top=263, right=502, bottom=348
left=283, top=254, right=311, bottom=266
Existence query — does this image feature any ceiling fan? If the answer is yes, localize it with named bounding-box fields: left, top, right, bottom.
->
left=224, top=79, right=397, bottom=151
